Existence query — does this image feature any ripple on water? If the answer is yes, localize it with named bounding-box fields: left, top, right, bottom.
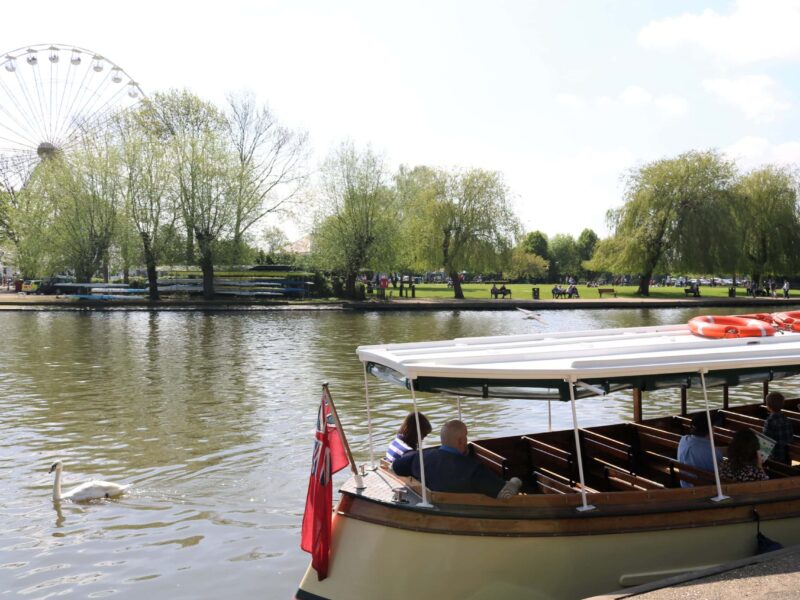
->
left=2, top=307, right=799, bottom=599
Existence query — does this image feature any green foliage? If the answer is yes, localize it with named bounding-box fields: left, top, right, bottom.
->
left=735, top=166, right=800, bottom=283
left=506, top=246, right=549, bottom=281
left=602, top=150, right=738, bottom=295
left=398, top=166, right=518, bottom=298
left=312, top=142, right=397, bottom=297
left=522, top=231, right=549, bottom=259
left=549, top=233, right=581, bottom=281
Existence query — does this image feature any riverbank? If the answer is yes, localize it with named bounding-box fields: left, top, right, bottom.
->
left=0, top=291, right=798, bottom=311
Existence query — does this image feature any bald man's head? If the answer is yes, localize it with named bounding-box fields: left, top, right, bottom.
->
left=441, top=419, right=468, bottom=454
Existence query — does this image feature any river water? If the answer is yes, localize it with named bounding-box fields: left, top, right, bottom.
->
left=1, top=307, right=797, bottom=599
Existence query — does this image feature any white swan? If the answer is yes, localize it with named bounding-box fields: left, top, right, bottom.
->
left=49, top=461, right=128, bottom=502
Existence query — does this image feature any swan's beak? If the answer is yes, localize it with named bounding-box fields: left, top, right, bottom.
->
left=49, top=463, right=58, bottom=474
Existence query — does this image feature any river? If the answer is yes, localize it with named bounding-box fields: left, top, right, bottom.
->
left=1, top=307, right=795, bottom=599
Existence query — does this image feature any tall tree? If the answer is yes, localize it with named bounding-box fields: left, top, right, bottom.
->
left=522, top=230, right=549, bottom=259
left=226, top=92, right=309, bottom=262
left=549, top=233, right=580, bottom=282
left=313, top=143, right=396, bottom=298
left=406, top=167, right=518, bottom=299
left=735, top=166, right=800, bottom=284
left=151, top=90, right=237, bottom=299
left=577, top=228, right=599, bottom=280
left=46, top=135, right=121, bottom=282
left=116, top=108, right=177, bottom=300
left=600, top=150, right=738, bottom=296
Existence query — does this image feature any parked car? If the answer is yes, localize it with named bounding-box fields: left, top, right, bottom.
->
left=21, top=279, right=41, bottom=293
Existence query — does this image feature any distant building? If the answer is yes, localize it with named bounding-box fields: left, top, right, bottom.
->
left=283, top=235, right=312, bottom=256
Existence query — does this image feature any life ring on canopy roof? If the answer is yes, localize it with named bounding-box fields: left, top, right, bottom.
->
left=688, top=315, right=776, bottom=339
left=772, top=311, right=800, bottom=332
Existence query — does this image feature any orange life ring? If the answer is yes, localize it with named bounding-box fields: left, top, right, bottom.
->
left=772, top=311, right=800, bottom=332
left=688, top=315, right=776, bottom=339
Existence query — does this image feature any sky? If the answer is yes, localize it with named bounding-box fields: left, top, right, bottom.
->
left=3, top=0, right=800, bottom=242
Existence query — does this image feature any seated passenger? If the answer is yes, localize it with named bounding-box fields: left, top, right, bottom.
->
left=385, top=412, right=432, bottom=464
left=392, top=419, right=521, bottom=499
left=763, top=392, right=794, bottom=465
left=677, top=412, right=723, bottom=488
left=720, top=429, right=768, bottom=483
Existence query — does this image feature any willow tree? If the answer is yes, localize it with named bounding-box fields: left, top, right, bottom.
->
left=401, top=167, right=518, bottom=299
left=313, top=143, right=396, bottom=298
left=116, top=109, right=177, bottom=300
left=600, top=150, right=738, bottom=296
left=735, top=166, right=800, bottom=284
left=45, top=135, right=121, bottom=282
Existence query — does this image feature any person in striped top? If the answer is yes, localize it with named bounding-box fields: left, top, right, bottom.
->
left=385, top=412, right=432, bottom=464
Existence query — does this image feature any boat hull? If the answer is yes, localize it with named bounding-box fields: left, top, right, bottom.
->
left=297, top=495, right=800, bottom=600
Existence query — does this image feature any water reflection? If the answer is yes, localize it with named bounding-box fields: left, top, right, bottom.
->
left=1, top=306, right=800, bottom=598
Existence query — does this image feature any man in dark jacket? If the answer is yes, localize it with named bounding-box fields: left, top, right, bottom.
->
left=392, top=419, right=521, bottom=499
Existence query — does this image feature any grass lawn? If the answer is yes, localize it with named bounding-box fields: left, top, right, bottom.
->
left=399, top=283, right=793, bottom=300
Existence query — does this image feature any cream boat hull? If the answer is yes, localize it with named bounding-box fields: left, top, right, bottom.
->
left=297, top=497, right=800, bottom=600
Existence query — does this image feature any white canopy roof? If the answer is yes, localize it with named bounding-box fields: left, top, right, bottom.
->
left=357, top=324, right=800, bottom=400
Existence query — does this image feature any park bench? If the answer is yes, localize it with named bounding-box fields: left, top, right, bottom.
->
left=491, top=288, right=512, bottom=299
left=597, top=288, right=616, bottom=298
left=684, top=287, right=701, bottom=297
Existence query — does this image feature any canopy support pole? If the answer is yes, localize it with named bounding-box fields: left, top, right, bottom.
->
left=457, top=396, right=462, bottom=421
left=763, top=381, right=770, bottom=403
left=700, top=370, right=729, bottom=503
left=409, top=379, right=433, bottom=508
left=547, top=400, right=552, bottom=432
left=633, top=388, right=643, bottom=423
left=680, top=386, right=688, bottom=416
left=723, top=385, right=729, bottom=409
left=567, top=378, right=595, bottom=512
left=362, top=363, right=376, bottom=470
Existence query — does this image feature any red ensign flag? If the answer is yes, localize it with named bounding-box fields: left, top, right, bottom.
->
left=300, top=391, right=349, bottom=580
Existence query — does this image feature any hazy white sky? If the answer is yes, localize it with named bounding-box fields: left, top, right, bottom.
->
left=4, top=0, right=800, bottom=241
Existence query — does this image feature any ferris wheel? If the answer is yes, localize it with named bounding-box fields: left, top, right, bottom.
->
left=0, top=43, right=144, bottom=188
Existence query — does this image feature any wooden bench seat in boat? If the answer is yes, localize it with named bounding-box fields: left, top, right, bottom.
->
left=581, top=429, right=634, bottom=471
left=597, top=459, right=664, bottom=491
left=639, top=450, right=716, bottom=487
left=523, top=435, right=576, bottom=483
left=533, top=468, right=598, bottom=495
left=469, top=442, right=510, bottom=479
left=630, top=422, right=681, bottom=455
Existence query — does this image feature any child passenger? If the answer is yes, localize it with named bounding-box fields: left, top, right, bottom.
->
left=385, top=412, right=432, bottom=464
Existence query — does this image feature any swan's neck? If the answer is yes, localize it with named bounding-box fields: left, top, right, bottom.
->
left=52, top=467, right=62, bottom=502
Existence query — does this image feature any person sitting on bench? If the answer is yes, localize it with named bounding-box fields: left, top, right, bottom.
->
left=552, top=285, right=565, bottom=298
left=491, top=283, right=499, bottom=298
left=677, top=412, right=723, bottom=488
left=498, top=284, right=510, bottom=298
left=392, top=419, right=522, bottom=499
left=567, top=284, right=579, bottom=298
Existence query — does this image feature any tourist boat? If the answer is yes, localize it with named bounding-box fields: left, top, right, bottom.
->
left=296, top=318, right=800, bottom=600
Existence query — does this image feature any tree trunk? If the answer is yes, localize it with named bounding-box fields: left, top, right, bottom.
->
left=140, top=234, right=160, bottom=302
left=196, top=233, right=215, bottom=300
left=345, top=272, right=357, bottom=299
left=449, top=270, right=464, bottom=299
left=123, top=266, right=130, bottom=285
left=636, top=271, right=653, bottom=296
left=185, top=228, right=195, bottom=266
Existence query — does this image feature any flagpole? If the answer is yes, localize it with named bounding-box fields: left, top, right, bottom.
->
left=322, top=383, right=365, bottom=489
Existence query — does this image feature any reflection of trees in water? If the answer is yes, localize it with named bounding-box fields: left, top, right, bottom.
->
left=0, top=312, right=262, bottom=475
